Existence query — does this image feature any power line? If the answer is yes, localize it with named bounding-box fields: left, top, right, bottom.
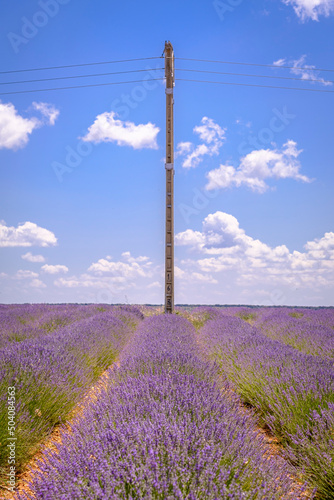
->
left=2, top=67, right=329, bottom=88
left=0, top=78, right=165, bottom=96
left=1, top=75, right=333, bottom=97
left=174, top=57, right=334, bottom=73
left=0, top=68, right=164, bottom=87
left=175, top=78, right=334, bottom=93
left=0, top=56, right=163, bottom=76
left=3, top=55, right=334, bottom=78
left=176, top=68, right=333, bottom=85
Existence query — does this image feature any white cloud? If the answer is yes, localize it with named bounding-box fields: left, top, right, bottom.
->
left=88, top=252, right=152, bottom=279
left=176, top=117, right=226, bottom=168
left=88, top=260, right=148, bottom=278
left=21, top=252, right=46, bottom=263
left=273, top=55, right=332, bottom=86
left=32, top=102, right=60, bottom=125
left=304, top=232, right=334, bottom=257
left=282, top=0, right=334, bottom=21
left=175, top=229, right=205, bottom=248
left=175, top=142, right=192, bottom=157
left=173, top=265, right=218, bottom=285
left=205, top=141, right=311, bottom=193
left=15, top=270, right=39, bottom=279
left=175, top=211, right=334, bottom=292
left=54, top=253, right=157, bottom=299
left=0, top=102, right=40, bottom=150
left=82, top=111, right=159, bottom=149
left=41, top=264, right=68, bottom=274
left=30, top=278, right=46, bottom=288
left=273, top=58, right=287, bottom=67
left=0, top=221, right=57, bottom=247
left=121, top=251, right=150, bottom=264
left=54, top=276, right=100, bottom=288
left=290, top=55, right=332, bottom=86
left=54, top=274, right=134, bottom=289
left=147, top=281, right=162, bottom=289
left=0, top=101, right=59, bottom=150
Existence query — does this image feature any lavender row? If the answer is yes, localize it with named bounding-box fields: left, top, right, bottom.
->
left=253, top=307, right=334, bottom=359
left=20, top=315, right=309, bottom=499
left=0, top=306, right=143, bottom=484
left=0, top=304, right=117, bottom=348
left=199, top=312, right=334, bottom=498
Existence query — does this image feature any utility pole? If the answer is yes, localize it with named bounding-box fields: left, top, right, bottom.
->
left=164, top=41, right=174, bottom=314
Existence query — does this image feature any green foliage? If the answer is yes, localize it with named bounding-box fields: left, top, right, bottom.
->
left=289, top=312, right=304, bottom=319
left=237, top=312, right=256, bottom=322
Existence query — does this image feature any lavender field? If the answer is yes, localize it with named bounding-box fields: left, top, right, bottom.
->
left=1, top=305, right=333, bottom=499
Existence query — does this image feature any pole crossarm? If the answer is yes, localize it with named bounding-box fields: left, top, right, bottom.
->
left=164, top=41, right=175, bottom=314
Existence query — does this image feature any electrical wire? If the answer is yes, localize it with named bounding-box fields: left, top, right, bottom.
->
left=0, top=78, right=165, bottom=96
left=175, top=68, right=333, bottom=85
left=0, top=68, right=165, bottom=86
left=2, top=67, right=330, bottom=87
left=0, top=56, right=164, bottom=75
left=174, top=57, right=334, bottom=73
left=175, top=78, right=334, bottom=93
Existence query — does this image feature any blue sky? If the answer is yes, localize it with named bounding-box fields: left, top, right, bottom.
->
left=0, top=0, right=333, bottom=306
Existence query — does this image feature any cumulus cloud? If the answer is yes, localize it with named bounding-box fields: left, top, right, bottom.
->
left=282, top=0, right=334, bottom=21
left=273, top=58, right=286, bottom=67
left=147, top=281, right=163, bottom=289
left=175, top=142, right=192, bottom=156
left=121, top=251, right=150, bottom=264
left=0, top=102, right=39, bottom=150
left=88, top=252, right=152, bottom=279
left=273, top=55, right=332, bottom=86
left=30, top=278, right=46, bottom=288
left=41, top=264, right=68, bottom=274
left=54, top=273, right=134, bottom=289
left=176, top=117, right=226, bottom=168
left=54, top=252, right=156, bottom=297
left=32, top=102, right=60, bottom=125
left=175, top=211, right=334, bottom=290
left=88, top=260, right=151, bottom=279
left=0, top=101, right=59, bottom=150
left=15, top=270, right=39, bottom=279
left=82, top=111, right=159, bottom=149
left=205, top=140, right=311, bottom=193
left=175, top=229, right=205, bottom=248
left=173, top=265, right=218, bottom=285
left=0, top=221, right=57, bottom=247
left=21, top=252, right=46, bottom=263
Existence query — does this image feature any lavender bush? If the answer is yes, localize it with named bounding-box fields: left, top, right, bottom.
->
left=0, top=304, right=116, bottom=348
left=19, top=315, right=309, bottom=499
left=199, top=313, right=333, bottom=498
left=0, top=306, right=142, bottom=484
left=253, top=307, right=334, bottom=359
